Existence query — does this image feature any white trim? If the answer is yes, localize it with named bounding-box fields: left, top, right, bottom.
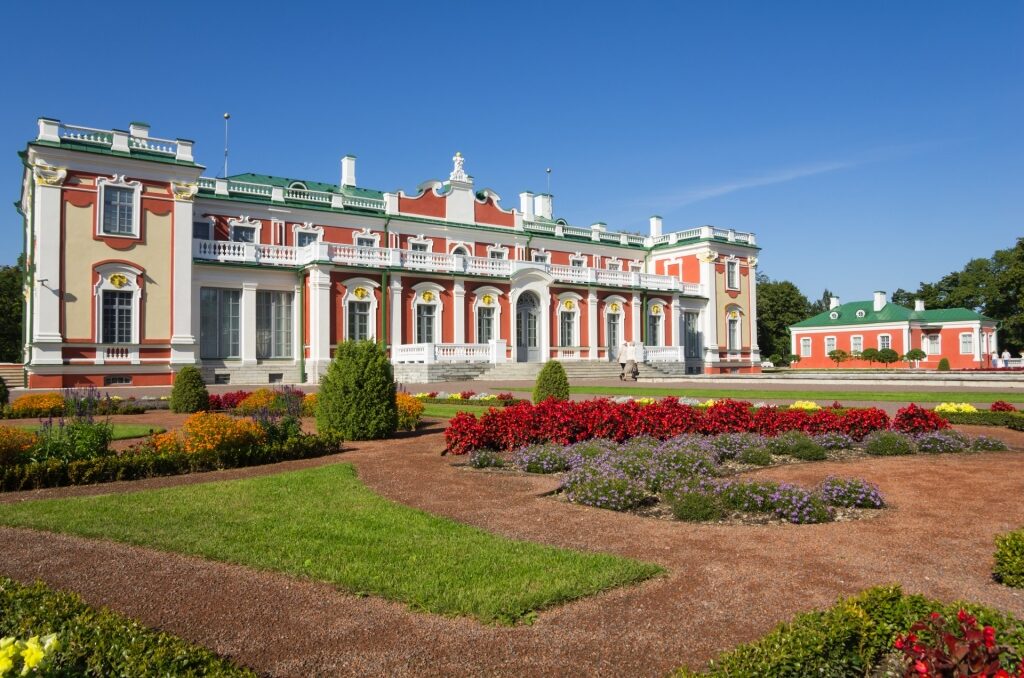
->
left=531, top=248, right=550, bottom=264
left=472, top=286, right=504, bottom=344
left=93, top=262, right=143, bottom=346
left=95, top=174, right=142, bottom=238
left=606, top=256, right=622, bottom=271
left=800, top=336, right=812, bottom=357
left=850, top=335, right=864, bottom=354
left=448, top=240, right=473, bottom=256
left=408, top=233, right=433, bottom=252
left=292, top=221, right=323, bottom=248
left=959, top=331, right=974, bottom=356
left=486, top=244, right=508, bottom=259
left=725, top=258, right=740, bottom=290
left=877, top=333, right=893, bottom=350
left=556, top=291, right=583, bottom=348
left=923, top=332, right=941, bottom=356
left=646, top=297, right=668, bottom=347
left=569, top=252, right=587, bottom=268
left=341, top=277, right=380, bottom=342
left=353, top=227, right=381, bottom=248
left=228, top=215, right=263, bottom=243
left=411, top=281, right=444, bottom=344
left=824, top=335, right=837, bottom=354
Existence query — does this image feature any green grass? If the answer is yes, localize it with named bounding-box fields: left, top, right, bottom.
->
left=0, top=464, right=661, bottom=624
left=506, top=385, right=1024, bottom=404
left=422, top=403, right=484, bottom=419
left=10, top=423, right=165, bottom=440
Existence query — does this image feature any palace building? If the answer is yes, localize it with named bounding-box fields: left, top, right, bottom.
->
left=17, top=118, right=762, bottom=388
left=789, top=292, right=998, bottom=369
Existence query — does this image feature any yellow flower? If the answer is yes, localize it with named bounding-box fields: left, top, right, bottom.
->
left=788, top=400, right=821, bottom=411
left=19, top=637, right=44, bottom=670
left=934, top=402, right=977, bottom=413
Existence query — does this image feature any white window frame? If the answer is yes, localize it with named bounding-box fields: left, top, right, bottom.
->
left=486, top=244, right=507, bottom=259
left=569, top=253, right=587, bottom=268
left=726, top=259, right=740, bottom=290
left=96, top=174, right=142, bottom=238
left=878, top=334, right=892, bottom=350
left=354, top=228, right=380, bottom=248
left=851, top=335, right=863, bottom=354
left=472, top=286, right=503, bottom=344
left=646, top=298, right=668, bottom=347
left=800, top=337, right=812, bottom=357
left=531, top=249, right=550, bottom=264
left=448, top=240, right=473, bottom=257
left=604, top=295, right=627, bottom=350
left=408, top=234, right=433, bottom=252
left=293, top=222, right=323, bottom=248
left=412, top=282, right=444, bottom=344
left=556, top=292, right=582, bottom=348
left=959, top=332, right=974, bottom=355
left=255, top=290, right=295, bottom=359
left=93, top=263, right=143, bottom=345
left=924, top=333, right=941, bottom=356
left=606, top=257, right=622, bottom=271
left=825, top=336, right=837, bottom=354
left=629, top=262, right=643, bottom=273
left=228, top=215, right=262, bottom=243
left=856, top=309, right=866, bottom=318
left=341, top=277, right=380, bottom=342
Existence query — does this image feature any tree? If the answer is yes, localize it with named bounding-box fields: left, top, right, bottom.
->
left=533, top=361, right=570, bottom=403
left=0, top=256, right=25, bottom=363
left=903, top=348, right=926, bottom=367
left=827, top=349, right=850, bottom=368
left=809, top=288, right=837, bottom=315
left=755, top=273, right=811, bottom=361
left=786, top=354, right=800, bottom=366
left=317, top=340, right=397, bottom=440
left=169, top=366, right=209, bottom=413
left=877, top=348, right=900, bottom=368
left=860, top=347, right=880, bottom=367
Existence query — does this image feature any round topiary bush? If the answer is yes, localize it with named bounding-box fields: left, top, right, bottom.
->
left=533, top=360, right=570, bottom=404
left=316, top=340, right=397, bottom=440
left=169, top=366, right=209, bottom=413
left=937, top=357, right=951, bottom=371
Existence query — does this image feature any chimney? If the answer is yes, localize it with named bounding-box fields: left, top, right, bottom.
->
left=873, top=291, right=887, bottom=312
left=534, top=193, right=553, bottom=220
left=341, top=155, right=357, bottom=187
left=519, top=191, right=535, bottom=220
left=914, top=299, right=925, bottom=312
left=129, top=121, right=150, bottom=138
left=649, top=215, right=663, bottom=237
left=829, top=296, right=840, bottom=310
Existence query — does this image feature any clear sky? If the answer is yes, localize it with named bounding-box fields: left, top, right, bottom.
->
left=2, top=1, right=1020, bottom=303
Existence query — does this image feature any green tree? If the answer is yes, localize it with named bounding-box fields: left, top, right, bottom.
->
left=169, top=366, right=209, bottom=413
left=755, top=273, right=811, bottom=361
left=0, top=256, right=25, bottom=363
left=877, top=348, right=900, bottom=368
left=827, top=349, right=850, bottom=368
left=533, top=360, right=570, bottom=403
left=903, top=348, right=926, bottom=366
left=809, top=288, right=837, bottom=315
left=860, top=347, right=880, bottom=366
left=316, top=340, right=397, bottom=440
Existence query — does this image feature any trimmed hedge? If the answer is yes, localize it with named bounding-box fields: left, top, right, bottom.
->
left=936, top=411, right=1024, bottom=429
left=995, top=529, right=1024, bottom=588
left=676, top=585, right=1024, bottom=677
left=0, top=578, right=254, bottom=676
left=533, top=361, right=570, bottom=404
left=317, top=340, right=397, bottom=440
left=170, top=365, right=209, bottom=414
left=0, top=435, right=339, bottom=492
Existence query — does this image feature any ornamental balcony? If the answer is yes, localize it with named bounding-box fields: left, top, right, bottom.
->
left=192, top=240, right=706, bottom=295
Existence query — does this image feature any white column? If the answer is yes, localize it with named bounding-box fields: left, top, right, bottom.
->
left=748, top=261, right=760, bottom=362
left=587, top=290, right=598, bottom=360
left=630, top=292, right=642, bottom=343
left=453, top=279, right=465, bottom=344
left=307, top=266, right=331, bottom=380
left=170, top=188, right=196, bottom=364
left=540, top=291, right=551, bottom=361
left=669, top=293, right=680, bottom=347
left=701, top=256, right=719, bottom=365
left=974, top=324, right=982, bottom=363
left=390, top=274, right=403, bottom=351
left=240, top=282, right=258, bottom=366
left=30, top=170, right=65, bottom=365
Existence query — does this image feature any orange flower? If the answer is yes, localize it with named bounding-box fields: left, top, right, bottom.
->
left=0, top=426, right=39, bottom=465
left=178, top=412, right=265, bottom=454
left=10, top=393, right=65, bottom=417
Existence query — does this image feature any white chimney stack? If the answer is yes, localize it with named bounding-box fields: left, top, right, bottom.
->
left=829, top=296, right=840, bottom=310
left=341, top=155, right=357, bottom=187
left=914, top=299, right=925, bottom=312
left=649, top=215, right=663, bottom=237
left=873, top=291, right=887, bottom=312
left=519, top=192, right=535, bottom=220
left=534, top=193, right=553, bottom=220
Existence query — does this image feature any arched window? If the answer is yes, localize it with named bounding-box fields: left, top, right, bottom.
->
left=342, top=278, right=379, bottom=341
left=646, top=298, right=668, bottom=347
left=93, top=263, right=143, bottom=345
left=556, top=293, right=582, bottom=347
left=412, top=282, right=444, bottom=344
left=473, top=287, right=503, bottom=344
left=725, top=306, right=743, bottom=351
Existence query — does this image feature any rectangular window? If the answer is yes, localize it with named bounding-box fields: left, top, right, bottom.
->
left=296, top=231, right=319, bottom=247
left=560, top=311, right=575, bottom=347
left=825, top=336, right=837, bottom=353
left=347, top=301, right=371, bottom=341
left=630, top=262, right=643, bottom=272
left=356, top=236, right=376, bottom=248
left=851, top=336, right=863, bottom=354
left=477, top=307, right=494, bottom=343
left=231, top=226, right=256, bottom=243
left=726, top=261, right=740, bottom=290
left=200, top=288, right=241, bottom=359
left=488, top=249, right=506, bottom=259
left=416, top=305, right=435, bottom=343
left=101, top=291, right=133, bottom=344
left=647, top=314, right=662, bottom=347
left=104, top=375, right=132, bottom=386
left=532, top=252, right=548, bottom=263
left=879, top=335, right=891, bottom=350
left=800, top=337, right=812, bottom=357
left=102, top=186, right=135, bottom=235
left=256, top=291, right=293, bottom=359
left=727, top=317, right=741, bottom=351
left=570, top=258, right=585, bottom=268
left=410, top=242, right=429, bottom=252
left=192, top=221, right=210, bottom=240
left=960, top=333, right=973, bottom=355
left=924, top=334, right=941, bottom=356
left=684, top=312, right=701, bottom=358
left=607, top=262, right=621, bottom=271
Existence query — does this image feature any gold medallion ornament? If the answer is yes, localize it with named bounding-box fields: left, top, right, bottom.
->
left=353, top=287, right=368, bottom=300
left=651, top=304, right=662, bottom=316
left=728, top=310, right=740, bottom=320
left=609, top=302, right=620, bottom=313
left=481, top=294, right=494, bottom=306
left=108, top=273, right=129, bottom=289
left=421, top=290, right=435, bottom=303
left=563, top=299, right=574, bottom=311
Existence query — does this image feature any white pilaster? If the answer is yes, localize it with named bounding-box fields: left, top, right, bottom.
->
left=540, top=291, right=551, bottom=362
left=390, top=274, right=403, bottom=351
left=170, top=185, right=197, bottom=364
left=30, top=168, right=65, bottom=365
left=453, top=279, right=466, bottom=343
left=307, top=266, right=332, bottom=380
left=630, top=292, right=642, bottom=343
left=669, top=294, right=680, bottom=347
left=701, top=255, right=719, bottom=365
left=974, top=324, right=982, bottom=363
left=240, top=282, right=258, bottom=366
left=748, top=260, right=760, bottom=362
left=587, top=290, right=598, bottom=360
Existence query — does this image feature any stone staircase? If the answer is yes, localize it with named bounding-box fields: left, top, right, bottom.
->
left=393, top=362, right=493, bottom=384
left=0, top=364, right=24, bottom=389
left=475, top=360, right=671, bottom=382
left=199, top=362, right=303, bottom=386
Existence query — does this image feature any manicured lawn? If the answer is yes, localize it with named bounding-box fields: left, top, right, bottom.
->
left=507, top=385, right=1024, bottom=404
left=11, top=422, right=165, bottom=440
left=422, top=402, right=484, bottom=419
left=0, top=464, right=661, bottom=624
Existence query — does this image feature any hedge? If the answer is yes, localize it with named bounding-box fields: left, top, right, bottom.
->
left=937, top=411, right=1024, bottom=429
left=0, top=435, right=340, bottom=493
left=675, top=585, right=1024, bottom=677
left=0, top=578, right=255, bottom=676
left=317, top=340, right=397, bottom=440
left=995, top=529, right=1024, bottom=588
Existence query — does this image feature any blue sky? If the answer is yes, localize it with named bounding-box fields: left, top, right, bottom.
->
left=2, top=1, right=1020, bottom=303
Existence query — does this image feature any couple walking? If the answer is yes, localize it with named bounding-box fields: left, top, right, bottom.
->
left=617, top=341, right=640, bottom=381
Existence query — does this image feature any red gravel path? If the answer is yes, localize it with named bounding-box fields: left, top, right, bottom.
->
left=0, top=423, right=1023, bottom=677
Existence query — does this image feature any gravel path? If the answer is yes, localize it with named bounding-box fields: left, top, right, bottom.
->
left=1, top=423, right=1023, bottom=677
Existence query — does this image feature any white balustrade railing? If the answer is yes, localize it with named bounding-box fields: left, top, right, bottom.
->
left=465, top=255, right=512, bottom=276
left=403, top=250, right=454, bottom=271
left=555, top=347, right=582, bottom=360
left=227, top=179, right=274, bottom=197
left=285, top=187, right=332, bottom=204
left=393, top=341, right=507, bottom=364
left=549, top=264, right=591, bottom=284
left=128, top=135, right=177, bottom=156
left=327, top=243, right=394, bottom=267
left=595, top=269, right=634, bottom=287
left=193, top=239, right=249, bottom=262
left=643, top=345, right=685, bottom=363
left=255, top=244, right=297, bottom=265
left=58, top=123, right=113, bottom=146
left=95, top=345, right=140, bottom=365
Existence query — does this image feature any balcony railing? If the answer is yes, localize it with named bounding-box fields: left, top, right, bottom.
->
left=393, top=341, right=507, bottom=364
left=193, top=239, right=707, bottom=295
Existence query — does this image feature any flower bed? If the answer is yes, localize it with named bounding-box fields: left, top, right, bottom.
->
left=5, top=388, right=150, bottom=419
left=412, top=391, right=527, bottom=407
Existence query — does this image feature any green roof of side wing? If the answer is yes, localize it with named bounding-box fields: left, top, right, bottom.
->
left=226, top=173, right=385, bottom=200
left=791, top=300, right=992, bottom=328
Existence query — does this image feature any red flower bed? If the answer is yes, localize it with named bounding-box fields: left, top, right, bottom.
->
left=444, top=398, right=892, bottom=454
left=891, top=404, right=949, bottom=434
left=991, top=401, right=1018, bottom=413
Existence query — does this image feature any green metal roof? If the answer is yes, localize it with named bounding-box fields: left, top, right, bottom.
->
left=28, top=140, right=203, bottom=168
left=227, top=173, right=384, bottom=200
left=792, top=300, right=992, bottom=328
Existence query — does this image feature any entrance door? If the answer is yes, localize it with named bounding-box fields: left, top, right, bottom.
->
left=516, top=292, right=540, bottom=362
left=607, top=314, right=620, bottom=361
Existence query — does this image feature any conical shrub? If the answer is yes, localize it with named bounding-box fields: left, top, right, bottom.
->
left=316, top=340, right=397, bottom=440
left=533, top=360, right=570, bottom=403
left=169, top=365, right=209, bottom=413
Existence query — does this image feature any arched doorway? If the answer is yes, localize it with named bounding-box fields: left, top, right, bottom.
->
left=515, top=292, right=540, bottom=362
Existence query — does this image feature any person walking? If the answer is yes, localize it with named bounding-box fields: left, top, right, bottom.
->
left=617, top=341, right=628, bottom=380
left=624, top=341, right=639, bottom=381
left=1002, top=349, right=1012, bottom=368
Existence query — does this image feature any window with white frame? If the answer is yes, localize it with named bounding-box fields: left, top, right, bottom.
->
left=924, top=333, right=941, bottom=356
left=559, top=311, right=575, bottom=347
left=825, top=336, right=837, bottom=354
left=800, top=337, right=812, bottom=357
left=630, top=262, right=642, bottom=272
left=347, top=301, right=371, bottom=341
left=487, top=246, right=507, bottom=259
left=94, top=264, right=142, bottom=346
left=451, top=245, right=470, bottom=257
left=532, top=250, right=549, bottom=264
left=101, top=291, right=133, bottom=343
left=727, top=316, right=741, bottom=351
left=477, top=307, right=494, bottom=343
left=647, top=312, right=662, bottom=347
left=192, top=220, right=211, bottom=240
left=293, top=223, right=321, bottom=248
left=606, top=260, right=621, bottom=271
left=960, top=332, right=974, bottom=355
left=229, top=216, right=261, bottom=243
left=355, top=235, right=376, bottom=248
left=413, top=285, right=443, bottom=344
left=200, top=288, right=241, bottom=359
left=570, top=255, right=586, bottom=268
left=879, top=334, right=892, bottom=350
left=726, top=260, right=740, bottom=290
left=97, top=175, right=141, bottom=237
left=255, top=291, right=293, bottom=359
left=408, top=235, right=432, bottom=252
left=851, top=335, right=863, bottom=354
left=416, top=305, right=435, bottom=343
left=684, top=311, right=701, bottom=358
